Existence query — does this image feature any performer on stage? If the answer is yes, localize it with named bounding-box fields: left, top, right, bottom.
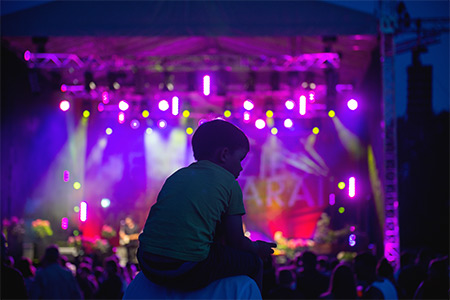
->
left=119, top=216, right=141, bottom=264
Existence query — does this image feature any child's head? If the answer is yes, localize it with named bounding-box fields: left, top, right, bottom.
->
left=192, top=119, right=249, bottom=178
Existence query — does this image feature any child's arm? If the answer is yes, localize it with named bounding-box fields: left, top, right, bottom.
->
left=222, top=214, right=276, bottom=259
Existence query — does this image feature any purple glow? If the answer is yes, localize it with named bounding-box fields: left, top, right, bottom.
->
left=59, top=100, right=70, bottom=111
left=158, top=120, right=167, bottom=129
left=60, top=84, right=67, bottom=92
left=130, top=119, right=140, bottom=129
left=97, top=103, right=104, bottom=112
left=61, top=217, right=68, bottom=230
left=329, top=193, right=335, bottom=205
left=198, top=119, right=207, bottom=126
left=172, top=96, right=179, bottom=115
left=102, top=91, right=109, bottom=104
left=348, top=99, right=358, bottom=110
left=285, top=100, right=295, bottom=110
left=119, top=100, right=129, bottom=111
left=243, top=100, right=255, bottom=111
left=349, top=177, right=356, bottom=198
left=299, top=95, right=306, bottom=115
left=158, top=100, right=169, bottom=111
left=309, top=92, right=315, bottom=102
left=63, top=170, right=70, bottom=182
left=118, top=112, right=125, bottom=124
left=349, top=234, right=356, bottom=247
left=243, top=111, right=251, bottom=123
left=80, top=201, right=87, bottom=222
left=255, top=119, right=266, bottom=129
left=284, top=118, right=293, bottom=128
left=24, top=50, right=31, bottom=61
left=203, top=75, right=211, bottom=96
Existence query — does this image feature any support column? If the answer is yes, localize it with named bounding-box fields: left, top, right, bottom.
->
left=380, top=0, right=400, bottom=271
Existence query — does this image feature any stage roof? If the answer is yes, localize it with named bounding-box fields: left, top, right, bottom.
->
left=1, top=1, right=378, bottom=36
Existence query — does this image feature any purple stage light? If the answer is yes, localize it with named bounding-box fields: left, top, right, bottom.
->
left=102, top=91, right=109, bottom=104
left=309, top=92, right=315, bottom=102
left=130, top=119, right=140, bottom=129
left=63, top=170, right=70, bottom=182
left=243, top=111, right=251, bottom=123
left=255, top=119, right=266, bottom=129
left=60, top=84, right=67, bottom=92
left=349, top=177, right=356, bottom=198
left=60, top=100, right=70, bottom=111
left=61, top=217, right=68, bottom=230
left=203, top=75, right=211, bottom=96
left=118, top=112, right=125, bottom=124
left=97, top=103, right=104, bottom=112
left=285, top=100, right=295, bottom=110
left=349, top=234, right=356, bottom=247
left=158, top=120, right=167, bottom=129
left=158, top=100, right=169, bottom=111
left=80, top=201, right=87, bottom=222
left=24, top=50, right=31, bottom=61
left=119, top=100, right=129, bottom=111
left=299, top=95, right=306, bottom=115
left=243, top=100, right=254, bottom=111
left=329, top=193, right=335, bottom=205
left=172, top=96, right=179, bottom=115
left=350, top=226, right=356, bottom=232
left=348, top=99, right=358, bottom=110
left=284, top=118, right=293, bottom=128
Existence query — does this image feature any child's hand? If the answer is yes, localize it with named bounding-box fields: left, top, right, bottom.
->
left=254, top=240, right=277, bottom=258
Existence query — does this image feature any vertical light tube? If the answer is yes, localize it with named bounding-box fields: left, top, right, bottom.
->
left=349, top=177, right=356, bottom=198
left=203, top=75, right=210, bottom=96
left=172, top=96, right=179, bottom=115
left=80, top=201, right=87, bottom=222
left=299, top=95, right=306, bottom=115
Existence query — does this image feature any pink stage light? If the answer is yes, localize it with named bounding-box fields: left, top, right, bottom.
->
left=255, top=119, right=266, bottom=129
left=24, top=50, right=31, bottom=61
left=80, top=201, right=87, bottom=222
left=172, top=96, right=179, bottom=115
left=118, top=112, right=125, bottom=124
left=97, top=103, right=104, bottom=112
left=349, top=177, right=356, bottom=198
left=102, top=91, right=109, bottom=104
left=285, top=100, right=295, bottom=110
left=284, top=118, right=293, bottom=128
left=63, top=170, right=70, bottom=182
left=299, top=95, right=306, bottom=115
left=203, top=75, right=211, bottom=96
left=118, top=100, right=129, bottom=111
left=158, top=120, right=167, bottom=129
left=348, top=99, right=358, bottom=110
left=61, top=217, right=68, bottom=230
left=243, top=100, right=254, bottom=111
left=309, top=92, right=315, bottom=102
left=59, top=100, right=70, bottom=111
left=60, top=84, right=67, bottom=92
left=329, top=193, right=335, bottom=205
left=158, top=100, right=169, bottom=111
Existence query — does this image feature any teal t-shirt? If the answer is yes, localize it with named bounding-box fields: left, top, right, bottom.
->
left=139, top=160, right=246, bottom=262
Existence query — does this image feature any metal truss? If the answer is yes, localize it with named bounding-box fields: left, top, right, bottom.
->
left=25, top=52, right=339, bottom=72
left=25, top=52, right=104, bottom=69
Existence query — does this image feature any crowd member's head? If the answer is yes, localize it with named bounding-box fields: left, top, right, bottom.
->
left=300, top=251, right=318, bottom=272
left=15, top=257, right=35, bottom=278
left=41, top=245, right=60, bottom=267
left=328, top=263, right=357, bottom=299
left=377, top=257, right=394, bottom=280
left=354, top=252, right=377, bottom=283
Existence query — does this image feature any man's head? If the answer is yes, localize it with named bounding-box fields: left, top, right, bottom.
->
left=192, top=119, right=249, bottom=178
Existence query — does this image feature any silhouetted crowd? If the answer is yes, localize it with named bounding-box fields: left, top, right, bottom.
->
left=2, top=233, right=448, bottom=299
